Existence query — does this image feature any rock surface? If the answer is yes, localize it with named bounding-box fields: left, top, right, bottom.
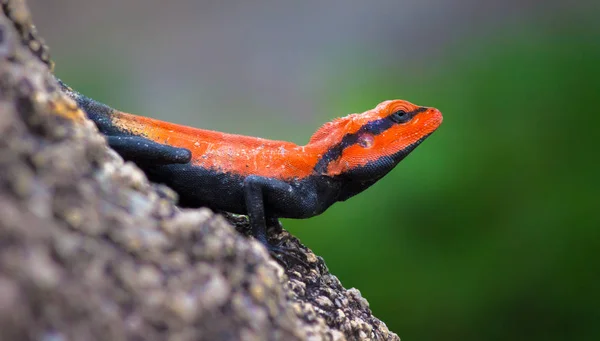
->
left=0, top=1, right=399, bottom=340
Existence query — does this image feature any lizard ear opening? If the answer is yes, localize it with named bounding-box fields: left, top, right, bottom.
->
left=357, top=133, right=374, bottom=148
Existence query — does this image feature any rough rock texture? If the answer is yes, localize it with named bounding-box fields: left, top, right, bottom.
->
left=0, top=1, right=399, bottom=340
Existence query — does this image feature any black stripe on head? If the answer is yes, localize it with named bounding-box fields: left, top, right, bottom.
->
left=313, top=107, right=427, bottom=174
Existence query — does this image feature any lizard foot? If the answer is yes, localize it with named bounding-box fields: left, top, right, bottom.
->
left=266, top=241, right=309, bottom=269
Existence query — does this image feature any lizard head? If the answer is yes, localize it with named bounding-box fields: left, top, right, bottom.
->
left=312, top=99, right=442, bottom=180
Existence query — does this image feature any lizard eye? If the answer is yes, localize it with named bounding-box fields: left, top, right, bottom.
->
left=390, top=110, right=410, bottom=124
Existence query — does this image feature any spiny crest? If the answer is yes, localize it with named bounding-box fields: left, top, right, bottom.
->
left=308, top=114, right=356, bottom=144
left=308, top=102, right=392, bottom=145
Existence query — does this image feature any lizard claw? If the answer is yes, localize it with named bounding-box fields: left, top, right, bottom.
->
left=266, top=241, right=309, bottom=268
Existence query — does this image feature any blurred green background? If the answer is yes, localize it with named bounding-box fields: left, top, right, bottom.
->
left=30, top=1, right=599, bottom=340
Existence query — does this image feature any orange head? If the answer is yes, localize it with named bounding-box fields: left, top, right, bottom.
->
left=310, top=99, right=443, bottom=179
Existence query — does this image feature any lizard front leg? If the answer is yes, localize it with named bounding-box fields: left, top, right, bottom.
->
left=243, top=175, right=290, bottom=246
left=243, top=175, right=311, bottom=265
